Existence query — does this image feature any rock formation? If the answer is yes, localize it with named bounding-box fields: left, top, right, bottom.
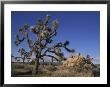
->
left=63, top=53, right=94, bottom=68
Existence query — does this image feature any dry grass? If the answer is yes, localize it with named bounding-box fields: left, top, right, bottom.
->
left=11, top=63, right=100, bottom=77
left=51, top=66, right=94, bottom=77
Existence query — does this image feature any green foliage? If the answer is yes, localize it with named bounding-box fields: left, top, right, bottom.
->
left=14, top=41, right=19, bottom=46
left=30, top=26, right=36, bottom=33
left=37, top=19, right=43, bottom=30
left=18, top=27, right=22, bottom=32
left=14, top=34, right=20, bottom=46
left=16, top=34, right=19, bottom=39
left=40, top=32, right=45, bottom=37
left=52, top=20, right=58, bottom=30
left=24, top=23, right=29, bottom=30
left=46, top=15, right=50, bottom=21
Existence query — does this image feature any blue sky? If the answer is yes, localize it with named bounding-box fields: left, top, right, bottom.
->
left=11, top=11, right=100, bottom=63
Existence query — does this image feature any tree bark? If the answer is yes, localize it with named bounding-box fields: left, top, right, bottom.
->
left=36, top=55, right=40, bottom=74
left=32, top=55, right=39, bottom=76
left=32, top=30, right=42, bottom=75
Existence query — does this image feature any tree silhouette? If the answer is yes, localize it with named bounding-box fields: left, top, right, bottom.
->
left=14, top=15, right=75, bottom=75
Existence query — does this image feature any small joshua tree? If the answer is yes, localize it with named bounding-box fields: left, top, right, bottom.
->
left=14, top=15, right=75, bottom=75
left=18, top=48, right=33, bottom=65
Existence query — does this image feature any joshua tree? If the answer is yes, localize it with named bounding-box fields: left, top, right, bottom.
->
left=14, top=15, right=75, bottom=75
left=18, top=48, right=32, bottom=64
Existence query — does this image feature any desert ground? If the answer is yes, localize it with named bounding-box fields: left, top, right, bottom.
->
left=11, top=62, right=100, bottom=77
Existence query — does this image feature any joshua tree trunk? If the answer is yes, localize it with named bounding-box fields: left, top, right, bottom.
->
left=36, top=54, right=40, bottom=74
left=32, top=34, right=41, bottom=75
left=32, top=55, right=39, bottom=76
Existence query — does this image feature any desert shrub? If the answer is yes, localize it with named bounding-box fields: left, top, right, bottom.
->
left=46, top=65, right=58, bottom=71
left=92, top=67, right=100, bottom=77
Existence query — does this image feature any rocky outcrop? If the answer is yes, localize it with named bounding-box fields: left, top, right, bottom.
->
left=63, top=54, right=94, bottom=68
